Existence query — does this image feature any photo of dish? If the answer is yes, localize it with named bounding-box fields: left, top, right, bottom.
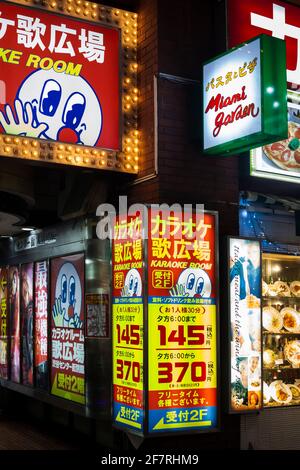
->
left=263, top=382, right=270, bottom=405
left=262, top=121, right=300, bottom=173
left=287, top=384, right=300, bottom=400
left=263, top=306, right=283, bottom=333
left=273, top=281, right=291, bottom=297
left=263, top=349, right=276, bottom=368
left=268, top=284, right=280, bottom=297
left=281, top=307, right=300, bottom=333
left=262, top=280, right=269, bottom=297
left=269, top=380, right=293, bottom=404
left=249, top=378, right=261, bottom=390
left=290, top=281, right=300, bottom=297
left=284, top=340, right=300, bottom=368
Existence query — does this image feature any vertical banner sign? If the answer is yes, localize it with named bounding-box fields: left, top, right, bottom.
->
left=0, top=267, right=8, bottom=379
left=34, top=260, right=48, bottom=389
left=112, top=214, right=144, bottom=433
left=50, top=254, right=85, bottom=404
left=20, top=263, right=34, bottom=386
left=9, top=266, right=20, bottom=383
left=0, top=2, right=120, bottom=149
left=203, top=35, right=287, bottom=155
left=148, top=210, right=218, bottom=433
left=229, top=238, right=262, bottom=412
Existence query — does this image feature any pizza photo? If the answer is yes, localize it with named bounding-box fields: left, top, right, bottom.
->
left=263, top=121, right=300, bottom=172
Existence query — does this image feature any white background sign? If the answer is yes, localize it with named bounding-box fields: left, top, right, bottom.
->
left=203, top=39, right=262, bottom=151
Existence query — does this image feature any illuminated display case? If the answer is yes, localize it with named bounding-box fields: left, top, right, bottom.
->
left=262, top=253, right=300, bottom=408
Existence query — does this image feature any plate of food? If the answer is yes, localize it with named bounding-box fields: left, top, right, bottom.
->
left=290, top=281, right=300, bottom=297
left=274, top=281, right=290, bottom=297
left=281, top=307, right=300, bottom=333
left=262, top=280, right=269, bottom=297
left=262, top=121, right=300, bottom=173
left=263, top=382, right=270, bottom=405
left=287, top=383, right=300, bottom=401
left=284, top=340, right=300, bottom=368
left=269, top=380, right=292, bottom=404
left=263, top=349, right=277, bottom=368
left=263, top=306, right=283, bottom=333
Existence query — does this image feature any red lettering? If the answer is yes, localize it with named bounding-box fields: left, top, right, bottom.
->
left=213, top=102, right=260, bottom=137
left=205, top=86, right=247, bottom=114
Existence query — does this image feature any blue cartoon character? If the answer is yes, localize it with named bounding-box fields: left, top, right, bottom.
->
left=121, top=268, right=142, bottom=297
left=170, top=268, right=212, bottom=298
left=0, top=69, right=102, bottom=146
left=52, top=262, right=83, bottom=328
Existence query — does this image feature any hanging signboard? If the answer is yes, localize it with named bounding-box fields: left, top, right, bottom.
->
left=20, top=263, right=34, bottom=386
left=50, top=253, right=85, bottom=404
left=228, top=237, right=262, bottom=413
left=34, top=260, right=49, bottom=390
left=0, top=0, right=139, bottom=174
left=203, top=35, right=287, bottom=155
left=148, top=209, right=218, bottom=433
left=112, top=213, right=144, bottom=434
left=9, top=265, right=21, bottom=383
left=0, top=267, right=8, bottom=379
left=0, top=1, right=119, bottom=149
left=227, top=0, right=300, bottom=89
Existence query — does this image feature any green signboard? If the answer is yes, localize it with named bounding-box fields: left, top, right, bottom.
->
left=203, top=35, right=288, bottom=156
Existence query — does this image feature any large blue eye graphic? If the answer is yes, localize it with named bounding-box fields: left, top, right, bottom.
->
left=133, top=277, right=138, bottom=295
left=40, top=80, right=61, bottom=116
left=62, top=93, right=86, bottom=129
left=196, top=277, right=204, bottom=295
left=69, top=275, right=75, bottom=305
left=61, top=274, right=67, bottom=303
left=187, top=273, right=195, bottom=290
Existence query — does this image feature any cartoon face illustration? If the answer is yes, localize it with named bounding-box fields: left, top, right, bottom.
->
left=16, top=69, right=102, bottom=146
left=174, top=268, right=211, bottom=298
left=54, top=262, right=82, bottom=328
left=122, top=269, right=142, bottom=297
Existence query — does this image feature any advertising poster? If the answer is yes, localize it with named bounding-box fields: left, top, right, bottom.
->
left=0, top=2, right=120, bottom=149
left=34, top=260, right=48, bottom=389
left=9, top=265, right=20, bottom=383
left=251, top=93, right=300, bottom=183
left=86, top=293, right=109, bottom=338
left=148, top=210, right=218, bottom=433
left=20, top=263, right=34, bottom=386
left=112, top=214, right=144, bottom=433
left=229, top=238, right=262, bottom=412
left=50, top=253, right=85, bottom=404
left=0, top=267, right=8, bottom=379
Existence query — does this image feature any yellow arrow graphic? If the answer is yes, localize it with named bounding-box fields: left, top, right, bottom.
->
left=116, top=412, right=142, bottom=429
left=153, top=418, right=212, bottom=430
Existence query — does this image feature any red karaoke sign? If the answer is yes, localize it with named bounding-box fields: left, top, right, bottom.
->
left=227, top=0, right=300, bottom=87
left=0, top=2, right=120, bottom=149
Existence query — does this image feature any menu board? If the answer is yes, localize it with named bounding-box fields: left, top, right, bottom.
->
left=0, top=267, right=8, bottom=379
left=112, top=214, right=144, bottom=434
left=50, top=254, right=85, bottom=404
left=34, top=260, right=48, bottom=389
left=229, top=238, right=262, bottom=412
left=9, top=266, right=20, bottom=383
left=148, top=209, right=218, bottom=433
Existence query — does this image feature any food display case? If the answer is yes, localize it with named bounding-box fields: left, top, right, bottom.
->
left=262, top=253, right=300, bottom=408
